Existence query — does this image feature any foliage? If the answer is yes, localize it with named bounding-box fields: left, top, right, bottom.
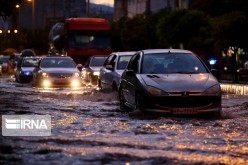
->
left=0, top=0, right=23, bottom=19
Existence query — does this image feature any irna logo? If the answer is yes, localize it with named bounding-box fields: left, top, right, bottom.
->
left=2, top=115, right=51, bottom=136
left=5, top=119, right=48, bottom=129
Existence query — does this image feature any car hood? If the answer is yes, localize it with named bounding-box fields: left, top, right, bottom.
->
left=41, top=68, right=78, bottom=73
left=140, top=74, right=218, bottom=92
left=21, top=67, right=35, bottom=72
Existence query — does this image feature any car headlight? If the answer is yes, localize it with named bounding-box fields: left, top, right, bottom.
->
left=73, top=73, right=80, bottom=77
left=42, top=79, right=51, bottom=88
left=203, top=84, right=221, bottom=96
left=147, top=86, right=168, bottom=96
left=71, top=79, right=81, bottom=88
left=93, top=71, right=99, bottom=76
left=42, top=72, right=48, bottom=77
left=23, top=71, right=31, bottom=75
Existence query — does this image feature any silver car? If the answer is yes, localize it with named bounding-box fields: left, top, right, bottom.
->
left=98, top=51, right=135, bottom=91
left=32, top=56, right=82, bottom=88
left=119, top=49, right=222, bottom=117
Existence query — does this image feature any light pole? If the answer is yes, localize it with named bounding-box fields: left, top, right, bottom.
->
left=87, top=0, right=90, bottom=17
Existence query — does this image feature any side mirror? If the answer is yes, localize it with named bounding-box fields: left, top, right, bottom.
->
left=106, top=65, right=114, bottom=70
left=126, top=70, right=135, bottom=77
left=77, top=64, right=83, bottom=71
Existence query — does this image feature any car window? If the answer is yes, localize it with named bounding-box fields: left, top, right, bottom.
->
left=22, top=58, right=39, bottom=67
left=116, top=55, right=132, bottom=70
left=41, top=58, right=76, bottom=68
left=0, top=57, right=9, bottom=63
left=90, top=57, right=106, bottom=67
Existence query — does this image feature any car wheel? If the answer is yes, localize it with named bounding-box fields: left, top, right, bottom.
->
left=112, top=82, right=118, bottom=91
left=119, top=88, right=132, bottom=112
left=135, top=93, right=145, bottom=113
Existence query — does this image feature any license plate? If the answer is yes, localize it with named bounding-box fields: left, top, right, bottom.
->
left=172, top=108, right=198, bottom=114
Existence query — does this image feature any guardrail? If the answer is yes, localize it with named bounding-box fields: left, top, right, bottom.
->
left=221, top=83, right=248, bottom=95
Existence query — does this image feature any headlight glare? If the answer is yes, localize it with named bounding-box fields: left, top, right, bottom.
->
left=93, top=71, right=99, bottom=76
left=42, top=79, right=51, bottom=87
left=42, top=72, right=48, bottom=77
left=71, top=79, right=81, bottom=88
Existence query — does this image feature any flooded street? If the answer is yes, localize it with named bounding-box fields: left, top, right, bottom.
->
left=0, top=76, right=248, bottom=165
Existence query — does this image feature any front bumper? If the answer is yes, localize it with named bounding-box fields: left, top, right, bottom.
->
left=138, top=96, right=221, bottom=114
left=38, top=77, right=82, bottom=88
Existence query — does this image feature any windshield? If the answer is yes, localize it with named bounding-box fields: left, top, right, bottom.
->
left=90, top=57, right=107, bottom=67
left=0, top=57, right=9, bottom=63
left=22, top=58, right=39, bottom=67
left=68, top=32, right=110, bottom=49
left=117, top=55, right=132, bottom=70
left=41, top=58, right=76, bottom=68
left=141, top=53, right=208, bottom=74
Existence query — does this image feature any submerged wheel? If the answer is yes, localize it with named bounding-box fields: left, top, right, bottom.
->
left=135, top=93, right=145, bottom=113
left=112, top=82, right=118, bottom=91
left=119, top=88, right=132, bottom=112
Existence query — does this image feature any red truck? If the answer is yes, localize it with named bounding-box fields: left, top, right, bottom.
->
left=49, top=18, right=112, bottom=64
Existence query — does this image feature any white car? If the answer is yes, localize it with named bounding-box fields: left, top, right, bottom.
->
left=98, top=51, right=135, bottom=91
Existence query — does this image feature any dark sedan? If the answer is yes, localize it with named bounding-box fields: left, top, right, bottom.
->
left=119, top=49, right=222, bottom=117
left=15, top=57, right=39, bottom=83
left=32, top=56, right=82, bottom=88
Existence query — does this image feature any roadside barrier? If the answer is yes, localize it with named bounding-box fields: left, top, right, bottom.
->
left=221, top=83, right=248, bottom=95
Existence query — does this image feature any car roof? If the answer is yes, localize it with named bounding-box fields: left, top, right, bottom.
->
left=112, top=51, right=136, bottom=56
left=42, top=55, right=72, bottom=59
left=141, top=49, right=193, bottom=54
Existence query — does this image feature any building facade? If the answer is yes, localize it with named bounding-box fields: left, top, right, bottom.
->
left=18, top=0, right=86, bottom=29
left=114, top=0, right=190, bottom=20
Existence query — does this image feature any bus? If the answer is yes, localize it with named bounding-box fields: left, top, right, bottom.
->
left=49, top=18, right=112, bottom=64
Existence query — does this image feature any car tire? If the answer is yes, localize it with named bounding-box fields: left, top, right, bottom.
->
left=135, top=93, right=145, bottom=113
left=112, top=82, right=118, bottom=91
left=119, top=88, right=132, bottom=112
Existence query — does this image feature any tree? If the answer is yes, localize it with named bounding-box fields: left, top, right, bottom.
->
left=0, top=0, right=23, bottom=20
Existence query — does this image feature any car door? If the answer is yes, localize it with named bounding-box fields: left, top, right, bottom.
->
left=122, top=52, right=141, bottom=106
left=99, top=54, right=116, bottom=88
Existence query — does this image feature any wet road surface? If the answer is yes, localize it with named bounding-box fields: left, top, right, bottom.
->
left=0, top=76, right=248, bottom=165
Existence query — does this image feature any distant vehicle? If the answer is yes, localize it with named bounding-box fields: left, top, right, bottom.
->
left=0, top=56, right=9, bottom=73
left=49, top=18, right=112, bottom=64
left=98, top=51, right=135, bottom=91
left=21, top=49, right=36, bottom=57
left=15, top=57, right=40, bottom=83
left=7, top=53, right=21, bottom=75
left=31, top=56, right=82, bottom=88
left=237, top=60, right=248, bottom=82
left=119, top=49, right=222, bottom=117
left=81, top=55, right=108, bottom=85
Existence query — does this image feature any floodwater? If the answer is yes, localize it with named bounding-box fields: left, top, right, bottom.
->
left=0, top=76, right=248, bottom=165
